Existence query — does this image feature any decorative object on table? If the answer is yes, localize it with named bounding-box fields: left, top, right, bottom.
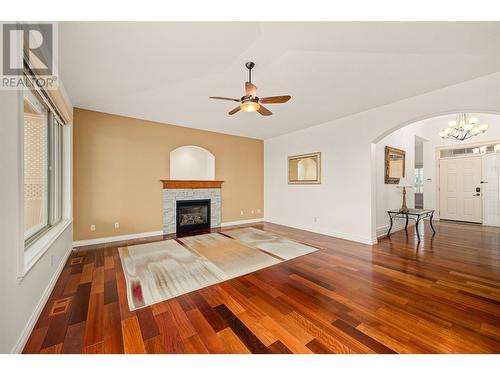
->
left=397, top=178, right=413, bottom=213
left=386, top=208, right=436, bottom=242
left=385, top=146, right=405, bottom=184
left=288, top=152, right=321, bottom=184
left=439, top=113, right=489, bottom=141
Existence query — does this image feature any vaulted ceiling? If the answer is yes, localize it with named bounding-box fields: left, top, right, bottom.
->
left=59, top=22, right=500, bottom=139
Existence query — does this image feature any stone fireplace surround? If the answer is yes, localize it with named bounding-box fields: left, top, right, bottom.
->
left=161, top=180, right=223, bottom=235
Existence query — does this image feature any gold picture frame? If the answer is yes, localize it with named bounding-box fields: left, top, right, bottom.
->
left=385, top=146, right=405, bottom=184
left=288, top=152, right=321, bottom=184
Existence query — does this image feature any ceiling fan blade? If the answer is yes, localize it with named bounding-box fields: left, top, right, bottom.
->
left=245, top=81, right=257, bottom=98
left=257, top=105, right=272, bottom=116
left=259, top=95, right=291, bottom=104
left=209, top=96, right=240, bottom=102
left=228, top=106, right=241, bottom=115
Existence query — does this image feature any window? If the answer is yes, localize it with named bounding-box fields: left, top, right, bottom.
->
left=23, top=80, right=65, bottom=247
left=414, top=167, right=424, bottom=194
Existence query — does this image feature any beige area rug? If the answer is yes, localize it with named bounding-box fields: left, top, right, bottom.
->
left=118, top=228, right=319, bottom=310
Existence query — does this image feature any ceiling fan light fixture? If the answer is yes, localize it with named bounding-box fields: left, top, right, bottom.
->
left=240, top=101, right=260, bottom=112
left=209, top=62, right=290, bottom=116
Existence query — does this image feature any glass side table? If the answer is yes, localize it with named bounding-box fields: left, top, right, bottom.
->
left=387, top=208, right=436, bottom=242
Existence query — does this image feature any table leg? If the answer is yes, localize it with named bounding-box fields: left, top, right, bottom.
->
left=415, top=217, right=421, bottom=242
left=405, top=214, right=409, bottom=231
left=387, top=214, right=393, bottom=237
left=429, top=212, right=436, bottom=234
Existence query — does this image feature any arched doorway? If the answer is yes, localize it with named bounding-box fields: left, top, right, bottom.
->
left=371, top=111, right=500, bottom=242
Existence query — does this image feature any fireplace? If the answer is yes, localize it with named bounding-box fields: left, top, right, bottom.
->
left=176, top=199, right=211, bottom=235
left=162, top=180, right=223, bottom=235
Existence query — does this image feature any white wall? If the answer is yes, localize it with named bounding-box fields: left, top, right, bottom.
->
left=0, top=88, right=73, bottom=353
left=170, top=145, right=215, bottom=180
left=375, top=113, right=500, bottom=235
left=265, top=72, right=500, bottom=245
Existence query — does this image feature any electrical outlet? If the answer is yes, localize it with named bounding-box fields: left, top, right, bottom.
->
left=313, top=217, right=318, bottom=223
left=90, top=224, right=96, bottom=231
left=114, top=222, right=120, bottom=229
left=240, top=210, right=244, bottom=215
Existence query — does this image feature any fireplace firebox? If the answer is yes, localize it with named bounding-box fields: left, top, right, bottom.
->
left=176, top=199, right=211, bottom=235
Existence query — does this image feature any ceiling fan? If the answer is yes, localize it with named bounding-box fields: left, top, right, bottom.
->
left=209, top=61, right=291, bottom=116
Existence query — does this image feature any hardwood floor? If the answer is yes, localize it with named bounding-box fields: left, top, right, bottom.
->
left=23, top=221, right=500, bottom=354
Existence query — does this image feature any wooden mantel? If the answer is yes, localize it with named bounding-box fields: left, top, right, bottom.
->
left=161, top=180, right=224, bottom=189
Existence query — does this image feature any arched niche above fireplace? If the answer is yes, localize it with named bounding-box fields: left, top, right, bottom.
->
left=170, top=145, right=215, bottom=180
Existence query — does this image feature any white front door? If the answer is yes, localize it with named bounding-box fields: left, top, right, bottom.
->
left=482, top=153, right=500, bottom=227
left=439, top=156, right=482, bottom=223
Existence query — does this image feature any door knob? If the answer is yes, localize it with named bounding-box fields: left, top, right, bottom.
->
left=473, top=193, right=481, bottom=196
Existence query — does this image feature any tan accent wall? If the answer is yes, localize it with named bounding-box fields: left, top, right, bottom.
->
left=73, top=108, right=264, bottom=241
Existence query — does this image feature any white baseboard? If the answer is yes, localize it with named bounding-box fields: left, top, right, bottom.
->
left=220, top=218, right=264, bottom=227
left=264, top=219, right=376, bottom=245
left=73, top=221, right=265, bottom=248
left=11, top=244, right=73, bottom=354
left=73, top=230, right=164, bottom=247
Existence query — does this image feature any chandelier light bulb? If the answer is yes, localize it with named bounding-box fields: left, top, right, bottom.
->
left=472, top=148, right=480, bottom=154
left=469, top=117, right=479, bottom=124
left=479, top=124, right=489, bottom=132
left=494, top=144, right=500, bottom=153
left=448, top=120, right=457, bottom=127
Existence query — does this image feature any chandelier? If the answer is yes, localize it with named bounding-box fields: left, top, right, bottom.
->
left=439, top=113, right=489, bottom=141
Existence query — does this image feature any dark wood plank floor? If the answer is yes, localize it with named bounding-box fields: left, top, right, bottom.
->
left=23, top=221, right=500, bottom=354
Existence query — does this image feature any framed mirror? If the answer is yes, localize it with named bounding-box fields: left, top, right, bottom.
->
left=288, top=152, right=321, bottom=184
left=385, top=146, right=405, bottom=184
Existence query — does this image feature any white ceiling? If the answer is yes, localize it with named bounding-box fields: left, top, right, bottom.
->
left=59, top=22, right=500, bottom=139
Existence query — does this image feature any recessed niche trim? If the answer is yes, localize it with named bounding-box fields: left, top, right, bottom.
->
left=170, top=145, right=215, bottom=180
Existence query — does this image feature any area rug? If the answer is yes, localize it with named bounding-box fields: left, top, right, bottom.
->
left=118, top=228, right=318, bottom=310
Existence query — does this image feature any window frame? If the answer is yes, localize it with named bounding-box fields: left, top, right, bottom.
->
left=17, top=63, right=72, bottom=280
left=23, top=70, right=66, bottom=249
left=23, top=86, right=51, bottom=245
